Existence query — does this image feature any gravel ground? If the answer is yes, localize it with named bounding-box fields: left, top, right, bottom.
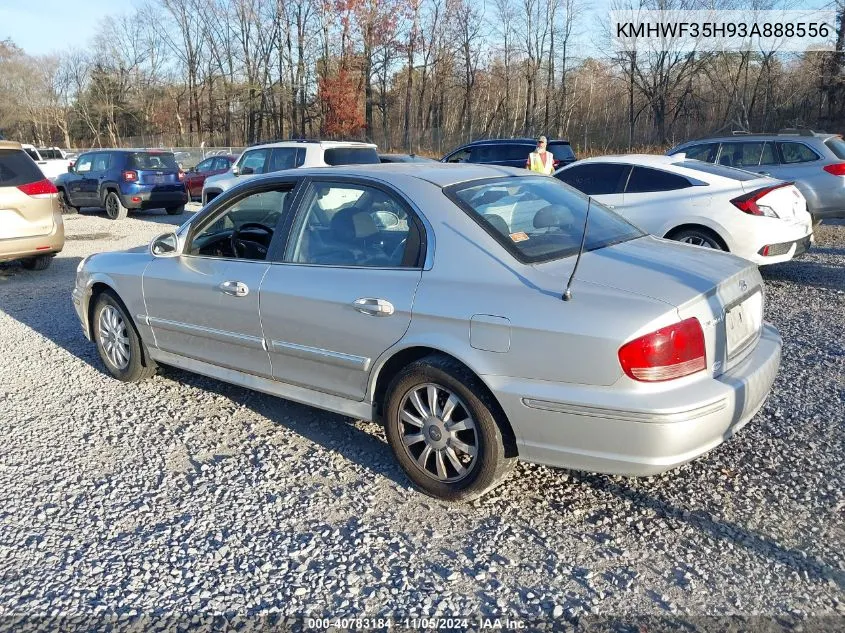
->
left=0, top=207, right=843, bottom=630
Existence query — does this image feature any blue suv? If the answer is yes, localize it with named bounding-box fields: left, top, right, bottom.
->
left=442, top=138, right=576, bottom=169
left=55, top=149, right=188, bottom=220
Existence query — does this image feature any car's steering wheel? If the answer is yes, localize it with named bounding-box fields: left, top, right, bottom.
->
left=231, top=222, right=274, bottom=259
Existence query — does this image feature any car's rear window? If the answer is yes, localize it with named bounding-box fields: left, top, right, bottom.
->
left=324, top=147, right=380, bottom=165
left=824, top=136, right=845, bottom=160
left=0, top=149, right=46, bottom=186
left=673, top=159, right=759, bottom=181
left=548, top=142, right=575, bottom=160
left=446, top=176, right=644, bottom=263
left=127, top=152, right=179, bottom=170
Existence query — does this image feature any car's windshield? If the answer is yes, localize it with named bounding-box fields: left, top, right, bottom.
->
left=127, top=152, right=179, bottom=170
left=447, top=176, right=644, bottom=263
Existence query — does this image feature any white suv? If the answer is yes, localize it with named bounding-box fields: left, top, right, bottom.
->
left=202, top=140, right=380, bottom=204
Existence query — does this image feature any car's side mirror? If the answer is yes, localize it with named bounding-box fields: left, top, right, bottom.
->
left=232, top=165, right=240, bottom=176
left=67, top=164, right=74, bottom=173
left=150, top=232, right=180, bottom=257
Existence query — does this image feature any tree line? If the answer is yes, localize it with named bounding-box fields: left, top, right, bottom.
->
left=1, top=0, right=845, bottom=156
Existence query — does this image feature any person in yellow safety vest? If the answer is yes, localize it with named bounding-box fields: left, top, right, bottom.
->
left=526, top=136, right=555, bottom=175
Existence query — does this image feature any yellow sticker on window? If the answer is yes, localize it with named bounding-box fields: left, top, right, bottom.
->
left=510, top=231, right=529, bottom=242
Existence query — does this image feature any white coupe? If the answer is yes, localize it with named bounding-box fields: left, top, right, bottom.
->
left=555, top=154, right=813, bottom=265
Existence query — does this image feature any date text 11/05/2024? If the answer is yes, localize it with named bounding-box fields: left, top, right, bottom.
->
left=306, top=617, right=528, bottom=629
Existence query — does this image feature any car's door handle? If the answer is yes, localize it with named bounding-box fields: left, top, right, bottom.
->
left=218, top=281, right=249, bottom=297
left=605, top=204, right=615, bottom=209
left=352, top=297, right=394, bottom=316
left=758, top=171, right=771, bottom=177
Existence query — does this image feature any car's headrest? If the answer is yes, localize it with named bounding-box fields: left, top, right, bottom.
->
left=331, top=207, right=378, bottom=240
left=533, top=204, right=573, bottom=229
left=483, top=213, right=510, bottom=235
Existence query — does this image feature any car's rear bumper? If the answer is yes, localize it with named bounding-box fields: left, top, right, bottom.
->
left=120, top=188, right=188, bottom=210
left=0, top=213, right=64, bottom=263
left=486, top=323, right=781, bottom=476
left=739, top=223, right=813, bottom=266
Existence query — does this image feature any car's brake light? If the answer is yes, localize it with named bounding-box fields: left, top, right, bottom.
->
left=178, top=170, right=185, bottom=181
left=618, top=317, right=706, bottom=382
left=123, top=170, right=138, bottom=182
left=17, top=178, right=58, bottom=197
left=823, top=163, right=845, bottom=176
left=730, top=183, right=791, bottom=218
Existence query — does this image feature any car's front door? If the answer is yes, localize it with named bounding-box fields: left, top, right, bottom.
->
left=142, top=182, right=300, bottom=377
left=67, top=153, right=94, bottom=206
left=259, top=179, right=425, bottom=400
left=83, top=152, right=111, bottom=207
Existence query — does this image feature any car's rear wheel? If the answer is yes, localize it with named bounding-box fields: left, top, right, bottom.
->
left=21, top=255, right=52, bottom=271
left=93, top=291, right=156, bottom=382
left=166, top=205, right=185, bottom=215
left=383, top=355, right=515, bottom=501
left=670, top=228, right=725, bottom=250
left=104, top=191, right=128, bottom=220
left=57, top=190, right=78, bottom=214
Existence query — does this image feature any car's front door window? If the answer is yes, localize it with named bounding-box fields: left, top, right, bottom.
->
left=286, top=183, right=417, bottom=268
left=187, top=186, right=295, bottom=260
left=195, top=158, right=215, bottom=173
left=75, top=154, right=93, bottom=173
left=238, top=149, right=270, bottom=175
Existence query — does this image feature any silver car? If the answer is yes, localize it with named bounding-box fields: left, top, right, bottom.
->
left=668, top=131, right=845, bottom=222
left=72, top=164, right=782, bottom=501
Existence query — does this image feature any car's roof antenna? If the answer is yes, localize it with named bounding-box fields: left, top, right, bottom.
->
left=563, top=195, right=591, bottom=301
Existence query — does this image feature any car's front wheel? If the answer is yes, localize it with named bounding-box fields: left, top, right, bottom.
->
left=57, top=190, right=78, bottom=214
left=93, top=291, right=156, bottom=382
left=383, top=355, right=516, bottom=501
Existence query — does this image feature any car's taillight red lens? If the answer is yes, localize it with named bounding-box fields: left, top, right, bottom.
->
left=123, top=170, right=138, bottom=182
left=823, top=163, right=845, bottom=176
left=17, top=178, right=58, bottom=197
left=730, top=182, right=790, bottom=216
left=178, top=170, right=185, bottom=181
left=618, top=317, right=706, bottom=382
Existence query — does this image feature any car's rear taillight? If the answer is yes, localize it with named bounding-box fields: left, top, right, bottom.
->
left=823, top=163, right=845, bottom=176
left=17, top=178, right=58, bottom=198
left=178, top=170, right=185, bottom=181
left=122, top=170, right=138, bottom=182
left=730, top=183, right=791, bottom=218
left=618, top=317, right=706, bottom=382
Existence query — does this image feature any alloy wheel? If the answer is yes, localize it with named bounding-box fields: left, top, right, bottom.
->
left=679, top=235, right=715, bottom=248
left=398, top=383, right=479, bottom=483
left=98, top=305, right=130, bottom=370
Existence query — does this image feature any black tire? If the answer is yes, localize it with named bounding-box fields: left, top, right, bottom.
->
left=92, top=290, right=156, bottom=382
left=21, top=255, right=53, bottom=271
left=104, top=191, right=128, bottom=220
left=383, top=355, right=516, bottom=501
left=166, top=205, right=185, bottom=215
left=669, top=228, right=726, bottom=251
left=57, top=189, right=78, bottom=214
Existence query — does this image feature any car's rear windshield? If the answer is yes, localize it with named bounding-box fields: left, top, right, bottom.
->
left=127, top=152, right=180, bottom=170
left=672, top=159, right=759, bottom=181
left=324, top=147, right=380, bottom=165
left=548, top=142, right=575, bottom=160
left=445, top=176, right=644, bottom=263
left=0, top=149, right=46, bottom=187
left=824, top=136, right=845, bottom=160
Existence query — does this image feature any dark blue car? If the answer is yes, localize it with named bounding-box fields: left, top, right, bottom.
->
left=55, top=149, right=188, bottom=220
left=441, top=138, right=577, bottom=169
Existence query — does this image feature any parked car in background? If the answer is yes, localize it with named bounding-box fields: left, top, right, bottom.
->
left=54, top=149, right=188, bottom=220
left=21, top=144, right=74, bottom=182
left=668, top=130, right=845, bottom=223
left=202, top=140, right=380, bottom=205
left=0, top=141, right=64, bottom=270
left=555, top=155, right=813, bottom=265
left=379, top=153, right=437, bottom=163
left=441, top=138, right=577, bottom=170
left=73, top=163, right=781, bottom=501
left=184, top=154, right=237, bottom=200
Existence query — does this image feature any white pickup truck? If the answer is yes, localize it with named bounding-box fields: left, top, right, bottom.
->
left=22, top=145, right=75, bottom=182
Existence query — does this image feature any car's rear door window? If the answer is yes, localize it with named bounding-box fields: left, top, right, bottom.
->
left=718, top=142, right=772, bottom=168
left=445, top=148, right=472, bottom=163
left=269, top=147, right=305, bottom=171
left=625, top=166, right=692, bottom=193
left=323, top=147, right=380, bottom=165
left=555, top=163, right=629, bottom=195
left=447, top=175, right=644, bottom=263
left=0, top=149, right=46, bottom=186
left=777, top=142, right=820, bottom=164
left=92, top=153, right=111, bottom=171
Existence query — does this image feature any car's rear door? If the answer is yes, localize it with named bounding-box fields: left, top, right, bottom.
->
left=259, top=178, right=425, bottom=401
left=142, top=180, right=301, bottom=377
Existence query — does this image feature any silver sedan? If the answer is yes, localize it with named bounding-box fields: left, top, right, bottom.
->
left=72, top=164, right=782, bottom=501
